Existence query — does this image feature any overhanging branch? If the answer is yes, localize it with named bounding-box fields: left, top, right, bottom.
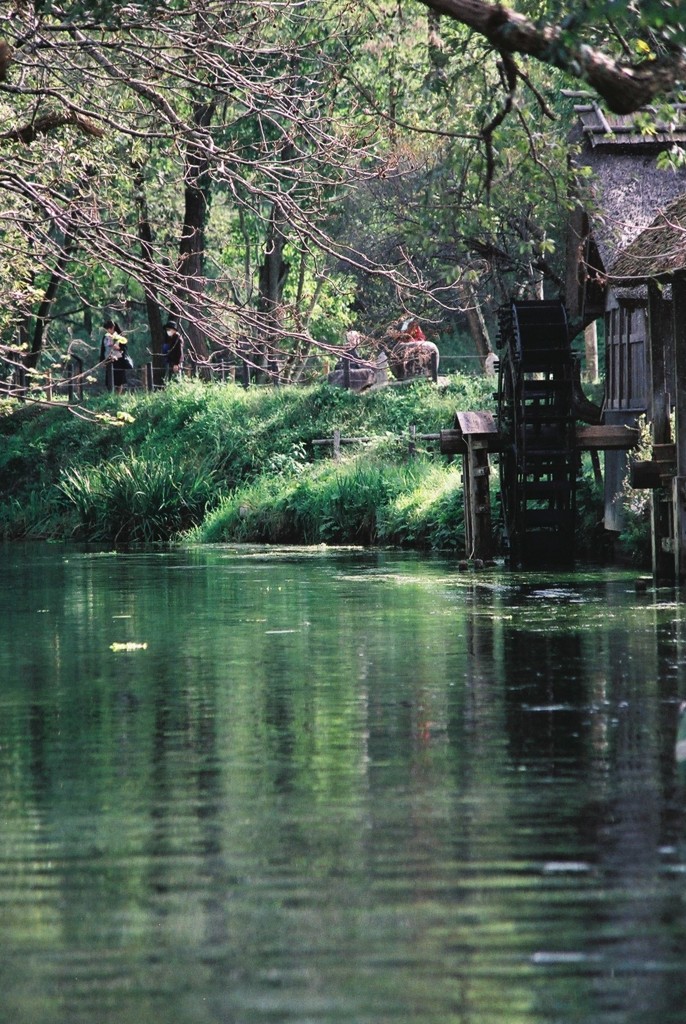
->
left=416, top=0, right=686, bottom=114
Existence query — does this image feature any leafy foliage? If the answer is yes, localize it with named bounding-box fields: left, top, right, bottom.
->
left=2, top=0, right=678, bottom=381
left=190, top=455, right=467, bottom=551
left=57, top=452, right=220, bottom=544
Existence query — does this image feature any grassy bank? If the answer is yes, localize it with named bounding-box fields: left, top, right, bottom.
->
left=0, top=375, right=497, bottom=551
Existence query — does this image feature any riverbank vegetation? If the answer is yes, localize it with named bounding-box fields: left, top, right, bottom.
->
left=0, top=375, right=637, bottom=562
left=0, top=377, right=486, bottom=548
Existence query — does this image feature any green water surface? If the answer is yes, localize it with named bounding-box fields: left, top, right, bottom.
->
left=1, top=543, right=685, bottom=1024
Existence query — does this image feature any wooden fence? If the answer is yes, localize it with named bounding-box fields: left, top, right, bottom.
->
left=0, top=352, right=283, bottom=403
left=312, top=425, right=443, bottom=460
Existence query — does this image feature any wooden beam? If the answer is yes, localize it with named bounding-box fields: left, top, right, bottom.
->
left=440, top=428, right=468, bottom=455
left=575, top=424, right=640, bottom=450
left=630, top=460, right=676, bottom=489
left=441, top=423, right=639, bottom=455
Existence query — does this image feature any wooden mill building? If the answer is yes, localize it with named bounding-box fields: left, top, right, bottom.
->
left=564, top=100, right=686, bottom=581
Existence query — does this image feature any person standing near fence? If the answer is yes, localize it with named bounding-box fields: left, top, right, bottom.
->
left=100, top=320, right=132, bottom=394
left=100, top=320, right=120, bottom=392
left=162, top=320, right=184, bottom=383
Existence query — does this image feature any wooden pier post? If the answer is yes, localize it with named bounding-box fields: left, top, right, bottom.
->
left=464, top=436, right=493, bottom=559
left=648, top=280, right=675, bottom=583
left=672, top=273, right=686, bottom=581
left=455, top=412, right=496, bottom=560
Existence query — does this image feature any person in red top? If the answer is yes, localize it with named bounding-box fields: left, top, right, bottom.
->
left=400, top=316, right=426, bottom=341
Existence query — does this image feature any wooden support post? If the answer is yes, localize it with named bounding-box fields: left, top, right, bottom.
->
left=466, top=437, right=493, bottom=559
left=672, top=273, right=686, bottom=581
left=648, top=282, right=670, bottom=439
left=408, top=423, right=416, bottom=458
left=648, top=279, right=675, bottom=583
left=584, top=320, right=599, bottom=384
left=462, top=450, right=473, bottom=558
left=45, top=370, right=52, bottom=402
left=145, top=362, right=154, bottom=392
left=241, top=359, right=250, bottom=388
left=454, top=413, right=496, bottom=560
left=333, top=428, right=341, bottom=462
left=590, top=450, right=602, bottom=485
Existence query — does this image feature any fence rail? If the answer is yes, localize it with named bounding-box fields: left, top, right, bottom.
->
left=312, top=425, right=442, bottom=460
left=0, top=351, right=296, bottom=401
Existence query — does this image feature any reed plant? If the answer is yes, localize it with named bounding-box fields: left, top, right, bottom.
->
left=58, top=452, right=220, bottom=543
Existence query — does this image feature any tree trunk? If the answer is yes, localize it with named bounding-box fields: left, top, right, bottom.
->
left=25, top=228, right=75, bottom=369
left=256, top=136, right=295, bottom=382
left=255, top=204, right=290, bottom=382
left=134, top=166, right=165, bottom=386
left=458, top=282, right=495, bottom=373
left=174, top=100, right=215, bottom=366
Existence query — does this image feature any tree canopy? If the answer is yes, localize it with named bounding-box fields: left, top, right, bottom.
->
left=0, top=0, right=683, bottom=392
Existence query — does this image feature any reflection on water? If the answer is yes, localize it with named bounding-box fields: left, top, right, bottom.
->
left=2, top=543, right=686, bottom=1023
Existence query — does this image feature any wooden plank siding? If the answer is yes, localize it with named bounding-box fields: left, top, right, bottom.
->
left=603, top=294, right=648, bottom=534
left=605, top=296, right=647, bottom=413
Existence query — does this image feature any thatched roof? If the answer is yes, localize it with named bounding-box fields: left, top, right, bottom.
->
left=609, top=193, right=686, bottom=282
left=570, top=101, right=686, bottom=270
left=574, top=101, right=686, bottom=152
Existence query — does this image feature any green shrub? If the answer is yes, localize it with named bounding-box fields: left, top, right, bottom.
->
left=378, top=462, right=466, bottom=550
left=615, top=486, right=652, bottom=566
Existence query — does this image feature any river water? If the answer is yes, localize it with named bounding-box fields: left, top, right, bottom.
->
left=2, top=542, right=686, bottom=1024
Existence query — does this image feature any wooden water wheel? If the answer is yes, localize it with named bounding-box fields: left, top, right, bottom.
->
left=496, top=300, right=578, bottom=567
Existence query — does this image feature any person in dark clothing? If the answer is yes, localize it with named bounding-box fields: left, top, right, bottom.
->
left=100, top=319, right=131, bottom=393
left=162, top=320, right=183, bottom=382
left=100, top=320, right=115, bottom=392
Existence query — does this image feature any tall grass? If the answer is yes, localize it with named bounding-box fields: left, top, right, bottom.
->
left=57, top=452, right=220, bottom=543
left=188, top=453, right=467, bottom=551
